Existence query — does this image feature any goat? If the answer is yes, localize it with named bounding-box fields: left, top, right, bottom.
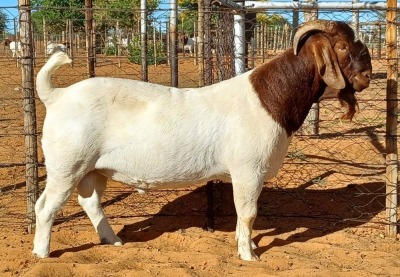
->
left=4, top=39, right=22, bottom=58
left=183, top=36, right=197, bottom=56
left=33, top=20, right=371, bottom=261
left=46, top=42, right=67, bottom=55
left=183, top=35, right=215, bottom=56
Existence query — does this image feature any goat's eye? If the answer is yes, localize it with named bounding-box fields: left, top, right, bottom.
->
left=336, top=42, right=348, bottom=52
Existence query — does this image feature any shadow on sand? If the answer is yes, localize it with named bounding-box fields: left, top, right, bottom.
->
left=105, top=180, right=387, bottom=259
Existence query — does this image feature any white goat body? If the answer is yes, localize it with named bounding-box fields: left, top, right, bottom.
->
left=34, top=52, right=290, bottom=261
left=183, top=37, right=197, bottom=56
left=9, top=41, right=22, bottom=58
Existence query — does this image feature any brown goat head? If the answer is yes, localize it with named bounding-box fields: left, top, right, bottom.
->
left=294, top=20, right=372, bottom=120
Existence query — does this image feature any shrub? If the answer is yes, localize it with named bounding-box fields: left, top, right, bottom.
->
left=105, top=45, right=117, bottom=56
left=128, top=36, right=167, bottom=65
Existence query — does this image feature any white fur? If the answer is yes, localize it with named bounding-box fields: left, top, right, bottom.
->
left=46, top=42, right=67, bottom=55
left=184, top=37, right=196, bottom=56
left=34, top=52, right=291, bottom=261
left=9, top=41, right=22, bottom=58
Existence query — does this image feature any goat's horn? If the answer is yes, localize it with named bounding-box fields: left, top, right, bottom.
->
left=293, top=20, right=337, bottom=55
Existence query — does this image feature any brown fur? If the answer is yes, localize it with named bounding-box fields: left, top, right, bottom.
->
left=249, top=21, right=371, bottom=136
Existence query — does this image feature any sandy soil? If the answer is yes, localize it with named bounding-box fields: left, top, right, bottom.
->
left=0, top=54, right=399, bottom=277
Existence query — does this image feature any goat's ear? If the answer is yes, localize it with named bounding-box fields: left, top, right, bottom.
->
left=311, top=37, right=346, bottom=90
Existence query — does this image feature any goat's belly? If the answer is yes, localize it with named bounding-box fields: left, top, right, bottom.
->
left=97, top=168, right=229, bottom=190
left=97, top=167, right=232, bottom=190
left=94, top=147, right=228, bottom=189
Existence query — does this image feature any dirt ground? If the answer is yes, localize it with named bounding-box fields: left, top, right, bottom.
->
left=0, top=54, right=399, bottom=277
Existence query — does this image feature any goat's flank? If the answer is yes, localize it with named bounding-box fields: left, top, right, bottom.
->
left=33, top=20, right=371, bottom=261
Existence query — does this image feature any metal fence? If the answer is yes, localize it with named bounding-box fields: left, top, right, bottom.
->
left=0, top=1, right=398, bottom=238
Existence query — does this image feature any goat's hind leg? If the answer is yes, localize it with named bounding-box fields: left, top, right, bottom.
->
left=33, top=176, right=77, bottom=258
left=77, top=171, right=122, bottom=246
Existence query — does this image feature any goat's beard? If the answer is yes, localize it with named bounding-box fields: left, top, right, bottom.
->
left=337, top=87, right=358, bottom=121
left=319, top=86, right=359, bottom=121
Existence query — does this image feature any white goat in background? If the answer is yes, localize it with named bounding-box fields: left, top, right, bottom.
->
left=46, top=42, right=67, bottom=55
left=4, top=39, right=22, bottom=58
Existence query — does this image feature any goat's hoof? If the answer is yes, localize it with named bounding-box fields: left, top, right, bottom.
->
left=100, top=236, right=123, bottom=246
left=32, top=250, right=49, bottom=259
left=238, top=248, right=260, bottom=261
left=114, top=239, right=123, bottom=246
left=238, top=252, right=260, bottom=261
left=251, top=240, right=257, bottom=250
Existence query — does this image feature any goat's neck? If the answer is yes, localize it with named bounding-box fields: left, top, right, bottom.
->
left=249, top=50, right=326, bottom=136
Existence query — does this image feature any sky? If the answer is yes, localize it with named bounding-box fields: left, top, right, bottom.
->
left=1, top=0, right=386, bottom=32
left=1, top=0, right=18, bottom=22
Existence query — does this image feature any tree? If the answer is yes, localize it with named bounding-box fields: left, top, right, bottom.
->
left=94, top=0, right=160, bottom=32
left=31, top=0, right=85, bottom=34
left=256, top=13, right=290, bottom=26
left=0, top=10, right=7, bottom=36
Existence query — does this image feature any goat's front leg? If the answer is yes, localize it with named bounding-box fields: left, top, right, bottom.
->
left=232, top=174, right=263, bottom=261
left=77, top=172, right=122, bottom=246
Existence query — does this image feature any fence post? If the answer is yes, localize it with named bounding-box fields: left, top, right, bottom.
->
left=352, top=0, right=360, bottom=38
left=169, top=0, right=178, bottom=87
left=198, top=0, right=204, bottom=87
left=233, top=2, right=245, bottom=75
left=204, top=0, right=213, bottom=85
left=19, top=0, right=38, bottom=234
left=68, top=19, right=74, bottom=66
left=140, top=0, right=148, bottom=81
left=85, top=0, right=95, bottom=78
left=300, top=1, right=319, bottom=136
left=385, top=0, right=398, bottom=237
left=43, top=18, right=47, bottom=59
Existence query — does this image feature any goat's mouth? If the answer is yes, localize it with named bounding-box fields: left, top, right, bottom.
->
left=349, top=69, right=372, bottom=92
left=337, top=69, right=371, bottom=120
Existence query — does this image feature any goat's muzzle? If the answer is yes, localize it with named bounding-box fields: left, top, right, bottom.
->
left=353, top=69, right=372, bottom=92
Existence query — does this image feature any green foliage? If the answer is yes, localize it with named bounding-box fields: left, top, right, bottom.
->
left=128, top=37, right=166, bottom=65
left=105, top=45, right=117, bottom=56
left=104, top=36, right=117, bottom=55
left=179, top=11, right=197, bottom=36
left=30, top=0, right=160, bottom=35
left=31, top=0, right=85, bottom=34
left=256, top=13, right=290, bottom=26
left=178, top=0, right=197, bottom=10
left=0, top=10, right=7, bottom=35
left=94, top=0, right=160, bottom=30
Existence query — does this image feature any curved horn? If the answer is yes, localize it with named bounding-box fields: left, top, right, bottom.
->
left=293, top=20, right=338, bottom=55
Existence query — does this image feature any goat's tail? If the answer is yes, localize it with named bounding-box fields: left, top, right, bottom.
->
left=36, top=51, right=72, bottom=105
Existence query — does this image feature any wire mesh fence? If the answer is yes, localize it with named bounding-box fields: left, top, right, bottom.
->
left=0, top=2, right=398, bottom=238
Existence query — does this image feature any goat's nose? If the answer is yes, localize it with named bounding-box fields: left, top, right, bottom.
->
left=363, top=69, right=372, bottom=81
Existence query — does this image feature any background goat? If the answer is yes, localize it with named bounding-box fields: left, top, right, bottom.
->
left=183, top=35, right=197, bottom=56
left=46, top=42, right=67, bottom=55
left=4, top=39, right=22, bottom=58
left=34, top=20, right=371, bottom=261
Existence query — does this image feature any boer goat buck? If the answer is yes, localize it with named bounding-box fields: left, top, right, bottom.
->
left=34, top=20, right=372, bottom=261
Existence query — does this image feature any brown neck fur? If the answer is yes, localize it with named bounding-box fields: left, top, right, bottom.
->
left=249, top=48, right=326, bottom=136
